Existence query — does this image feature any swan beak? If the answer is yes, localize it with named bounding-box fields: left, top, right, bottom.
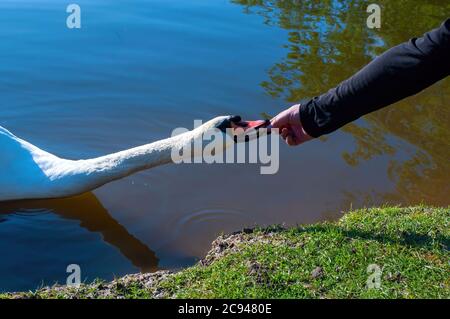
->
left=217, top=116, right=271, bottom=143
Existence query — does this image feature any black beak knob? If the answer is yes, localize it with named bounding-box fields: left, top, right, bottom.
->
left=217, top=115, right=242, bottom=133
left=229, top=115, right=241, bottom=123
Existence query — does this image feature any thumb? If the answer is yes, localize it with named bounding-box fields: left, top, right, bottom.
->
left=270, top=110, right=289, bottom=129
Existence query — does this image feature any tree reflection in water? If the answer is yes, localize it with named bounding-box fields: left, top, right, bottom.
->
left=232, top=0, right=450, bottom=206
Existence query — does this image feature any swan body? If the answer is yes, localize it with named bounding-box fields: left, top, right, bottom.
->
left=0, top=116, right=237, bottom=202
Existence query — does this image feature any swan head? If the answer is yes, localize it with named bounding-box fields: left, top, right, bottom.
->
left=171, top=116, right=271, bottom=162
left=195, top=115, right=271, bottom=148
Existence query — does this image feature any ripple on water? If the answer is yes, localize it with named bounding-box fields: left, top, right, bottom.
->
left=158, top=207, right=255, bottom=256
left=11, top=208, right=53, bottom=217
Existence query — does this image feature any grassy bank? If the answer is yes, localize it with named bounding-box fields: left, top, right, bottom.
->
left=1, top=206, right=448, bottom=299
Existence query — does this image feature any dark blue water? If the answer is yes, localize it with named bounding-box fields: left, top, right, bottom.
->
left=0, top=0, right=448, bottom=292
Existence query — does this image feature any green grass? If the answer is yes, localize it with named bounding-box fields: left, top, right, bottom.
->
left=1, top=206, right=448, bottom=299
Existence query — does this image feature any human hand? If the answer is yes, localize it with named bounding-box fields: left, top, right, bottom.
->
left=270, top=104, right=313, bottom=146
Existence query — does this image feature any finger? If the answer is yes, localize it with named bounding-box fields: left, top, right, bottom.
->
left=270, top=111, right=288, bottom=129
left=270, top=116, right=282, bottom=128
left=281, top=128, right=290, bottom=139
left=286, top=135, right=297, bottom=146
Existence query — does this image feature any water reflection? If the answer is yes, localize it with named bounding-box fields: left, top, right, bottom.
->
left=0, top=193, right=159, bottom=272
left=232, top=0, right=450, bottom=206
left=1, top=0, right=448, bottom=291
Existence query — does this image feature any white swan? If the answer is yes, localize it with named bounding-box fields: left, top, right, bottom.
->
left=0, top=115, right=261, bottom=202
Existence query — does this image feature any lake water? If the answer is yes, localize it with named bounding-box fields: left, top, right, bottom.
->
left=0, top=0, right=448, bottom=292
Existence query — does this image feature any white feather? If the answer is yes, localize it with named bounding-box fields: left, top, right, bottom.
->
left=0, top=116, right=233, bottom=201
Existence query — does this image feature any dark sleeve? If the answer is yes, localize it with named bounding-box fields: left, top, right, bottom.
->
left=299, top=18, right=450, bottom=138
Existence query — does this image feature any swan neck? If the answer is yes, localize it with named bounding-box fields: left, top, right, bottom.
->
left=78, top=129, right=200, bottom=188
